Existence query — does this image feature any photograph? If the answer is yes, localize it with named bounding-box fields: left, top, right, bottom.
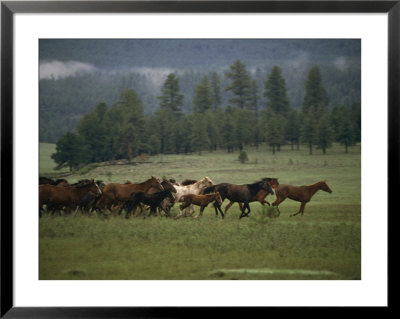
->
left=38, top=38, right=362, bottom=280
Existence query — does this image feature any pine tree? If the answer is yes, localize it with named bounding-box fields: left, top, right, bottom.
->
left=248, top=79, right=259, bottom=113
left=300, top=114, right=316, bottom=155
left=210, top=72, right=222, bottom=110
left=51, top=132, right=89, bottom=171
left=190, top=114, right=210, bottom=154
left=109, top=89, right=145, bottom=161
left=193, top=76, right=212, bottom=113
left=350, top=102, right=361, bottom=142
left=264, top=65, right=291, bottom=116
left=337, top=112, right=356, bottom=153
left=76, top=102, right=109, bottom=162
left=222, top=106, right=236, bottom=152
left=300, top=66, right=329, bottom=155
left=225, top=60, right=252, bottom=109
left=158, top=73, right=184, bottom=115
left=263, top=109, right=285, bottom=154
left=285, top=109, right=301, bottom=150
left=302, top=66, right=329, bottom=118
left=316, top=114, right=334, bottom=154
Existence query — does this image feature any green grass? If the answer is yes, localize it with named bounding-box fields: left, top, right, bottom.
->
left=39, top=142, right=361, bottom=280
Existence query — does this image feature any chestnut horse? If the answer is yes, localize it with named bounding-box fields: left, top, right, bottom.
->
left=203, top=178, right=275, bottom=219
left=178, top=192, right=223, bottom=219
left=271, top=180, right=332, bottom=217
left=173, top=176, right=214, bottom=218
left=224, top=178, right=279, bottom=215
left=97, top=176, right=164, bottom=212
left=39, top=179, right=102, bottom=216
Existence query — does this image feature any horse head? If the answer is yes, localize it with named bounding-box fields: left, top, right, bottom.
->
left=321, top=181, right=332, bottom=193
left=199, top=176, right=214, bottom=188
left=260, top=179, right=274, bottom=195
left=90, top=179, right=103, bottom=196
left=161, top=180, right=177, bottom=193
left=150, top=176, right=164, bottom=191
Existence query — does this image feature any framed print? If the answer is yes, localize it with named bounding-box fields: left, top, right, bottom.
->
left=1, top=0, right=395, bottom=317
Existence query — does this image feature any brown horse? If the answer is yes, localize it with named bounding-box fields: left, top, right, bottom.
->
left=132, top=179, right=177, bottom=217
left=178, top=192, right=223, bottom=219
left=224, top=178, right=279, bottom=214
left=97, top=176, right=164, bottom=212
left=203, top=178, right=275, bottom=219
left=39, top=179, right=102, bottom=216
left=272, top=180, right=332, bottom=217
left=124, top=190, right=176, bottom=218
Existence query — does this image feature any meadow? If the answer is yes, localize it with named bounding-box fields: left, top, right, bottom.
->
left=39, top=142, right=361, bottom=280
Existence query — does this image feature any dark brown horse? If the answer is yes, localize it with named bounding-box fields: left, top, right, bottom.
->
left=97, top=176, right=164, bottom=212
left=123, top=190, right=176, bottom=218
left=224, top=178, right=279, bottom=214
left=203, top=178, right=275, bottom=219
left=272, top=180, right=332, bottom=217
left=76, top=181, right=106, bottom=214
left=127, top=179, right=177, bottom=217
left=39, top=179, right=102, bottom=216
left=178, top=192, right=223, bottom=218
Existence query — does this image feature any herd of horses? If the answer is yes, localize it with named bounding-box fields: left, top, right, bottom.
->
left=38, top=175, right=332, bottom=219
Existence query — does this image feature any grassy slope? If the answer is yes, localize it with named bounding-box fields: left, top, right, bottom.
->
left=39, top=143, right=361, bottom=280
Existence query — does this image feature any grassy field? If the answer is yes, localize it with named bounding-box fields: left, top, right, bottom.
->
left=39, top=142, right=361, bottom=280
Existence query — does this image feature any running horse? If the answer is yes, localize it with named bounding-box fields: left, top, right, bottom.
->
left=178, top=192, right=223, bottom=219
left=123, top=189, right=176, bottom=218
left=271, top=180, right=332, bottom=217
left=97, top=176, right=164, bottom=213
left=39, top=179, right=102, bottom=217
left=134, top=179, right=178, bottom=217
left=203, top=178, right=275, bottom=219
left=224, top=178, right=279, bottom=215
left=173, top=176, right=214, bottom=218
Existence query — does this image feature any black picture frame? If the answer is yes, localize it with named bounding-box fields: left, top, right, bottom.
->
left=1, top=1, right=395, bottom=317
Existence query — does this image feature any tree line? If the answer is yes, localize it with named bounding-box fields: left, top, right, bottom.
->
left=51, top=60, right=361, bottom=171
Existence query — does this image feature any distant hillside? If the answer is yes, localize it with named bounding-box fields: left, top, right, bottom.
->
left=39, top=39, right=361, bottom=143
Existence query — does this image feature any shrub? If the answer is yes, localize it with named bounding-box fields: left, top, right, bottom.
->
left=238, top=151, right=248, bottom=164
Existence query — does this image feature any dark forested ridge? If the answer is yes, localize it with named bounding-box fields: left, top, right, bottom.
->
left=39, top=39, right=360, bottom=143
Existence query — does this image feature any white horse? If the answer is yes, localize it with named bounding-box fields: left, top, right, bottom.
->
left=173, top=176, right=214, bottom=218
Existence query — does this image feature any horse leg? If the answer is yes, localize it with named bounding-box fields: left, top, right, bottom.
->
left=217, top=203, right=225, bottom=219
left=244, top=202, right=251, bottom=217
left=239, top=202, right=250, bottom=219
left=175, top=202, right=189, bottom=219
left=261, top=199, right=270, bottom=206
left=224, top=201, right=234, bottom=214
left=194, top=206, right=205, bottom=218
left=290, top=202, right=306, bottom=217
left=148, top=206, right=155, bottom=217
left=184, top=204, right=195, bottom=217
left=272, top=197, right=285, bottom=216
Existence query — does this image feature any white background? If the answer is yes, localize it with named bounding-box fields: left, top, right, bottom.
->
left=13, top=13, right=388, bottom=307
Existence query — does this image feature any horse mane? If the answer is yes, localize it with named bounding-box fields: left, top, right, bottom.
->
left=180, top=179, right=197, bottom=186
left=74, top=180, right=96, bottom=188
left=247, top=180, right=267, bottom=193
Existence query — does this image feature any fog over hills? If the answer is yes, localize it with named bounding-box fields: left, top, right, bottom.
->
left=39, top=39, right=361, bottom=143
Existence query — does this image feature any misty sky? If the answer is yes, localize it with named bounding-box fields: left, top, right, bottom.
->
left=39, top=39, right=361, bottom=80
